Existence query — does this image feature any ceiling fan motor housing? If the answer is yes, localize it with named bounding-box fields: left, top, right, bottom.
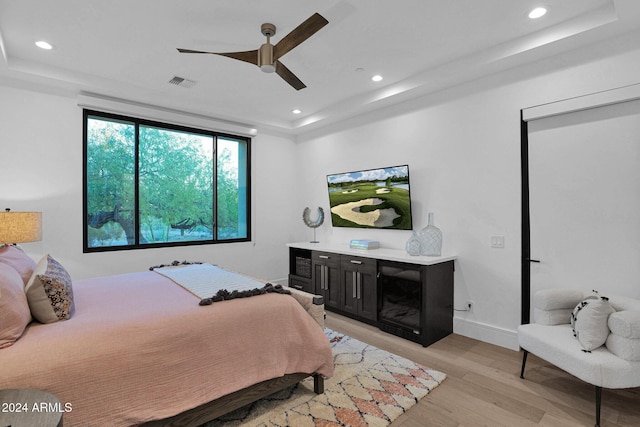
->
left=258, top=23, right=276, bottom=73
left=258, top=43, right=275, bottom=73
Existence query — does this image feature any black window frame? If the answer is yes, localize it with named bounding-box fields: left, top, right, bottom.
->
left=82, top=109, right=251, bottom=253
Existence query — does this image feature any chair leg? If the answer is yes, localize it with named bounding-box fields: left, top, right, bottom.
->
left=595, top=386, right=601, bottom=427
left=520, top=350, right=529, bottom=379
left=518, top=350, right=602, bottom=426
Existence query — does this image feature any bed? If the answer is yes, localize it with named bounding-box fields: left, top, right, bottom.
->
left=0, top=247, right=334, bottom=427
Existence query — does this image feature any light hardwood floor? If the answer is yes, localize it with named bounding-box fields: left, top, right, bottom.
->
left=325, top=312, right=640, bottom=427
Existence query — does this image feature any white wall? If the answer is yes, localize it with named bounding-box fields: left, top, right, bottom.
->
left=293, top=32, right=640, bottom=349
left=0, top=85, right=299, bottom=282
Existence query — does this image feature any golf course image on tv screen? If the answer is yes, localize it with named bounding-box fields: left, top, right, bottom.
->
left=327, top=165, right=413, bottom=230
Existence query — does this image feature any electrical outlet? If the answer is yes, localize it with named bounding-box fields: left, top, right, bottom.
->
left=466, top=300, right=474, bottom=311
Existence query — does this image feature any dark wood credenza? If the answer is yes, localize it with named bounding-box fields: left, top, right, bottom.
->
left=287, top=242, right=456, bottom=347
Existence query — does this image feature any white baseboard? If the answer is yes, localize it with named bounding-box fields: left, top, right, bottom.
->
left=454, top=316, right=520, bottom=351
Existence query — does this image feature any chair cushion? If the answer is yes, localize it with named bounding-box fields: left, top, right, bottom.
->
left=518, top=323, right=640, bottom=389
left=608, top=311, right=640, bottom=339
left=533, top=307, right=572, bottom=325
left=534, top=288, right=584, bottom=310
left=609, top=295, right=640, bottom=312
left=606, top=334, right=640, bottom=361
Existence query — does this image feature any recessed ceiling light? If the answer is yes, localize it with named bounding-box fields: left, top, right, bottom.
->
left=528, top=7, right=547, bottom=19
left=35, top=40, right=53, bottom=50
left=371, top=75, right=383, bottom=82
left=292, top=109, right=302, bottom=115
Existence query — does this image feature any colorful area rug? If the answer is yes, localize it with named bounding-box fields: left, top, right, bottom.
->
left=207, top=328, right=446, bottom=426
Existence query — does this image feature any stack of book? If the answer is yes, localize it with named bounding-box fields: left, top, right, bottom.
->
left=349, top=239, right=380, bottom=250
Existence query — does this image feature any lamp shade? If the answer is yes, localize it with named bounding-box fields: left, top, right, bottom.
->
left=0, top=211, right=42, bottom=244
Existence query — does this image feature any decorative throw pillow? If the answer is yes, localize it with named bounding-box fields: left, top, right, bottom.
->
left=570, top=292, right=615, bottom=351
left=0, top=263, right=32, bottom=348
left=0, top=245, right=37, bottom=285
left=25, top=255, right=75, bottom=323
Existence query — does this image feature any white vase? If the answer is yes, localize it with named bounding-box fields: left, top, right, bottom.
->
left=418, top=212, right=442, bottom=256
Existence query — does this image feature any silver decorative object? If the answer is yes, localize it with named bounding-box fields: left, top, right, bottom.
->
left=418, top=212, right=442, bottom=256
left=302, top=207, right=324, bottom=243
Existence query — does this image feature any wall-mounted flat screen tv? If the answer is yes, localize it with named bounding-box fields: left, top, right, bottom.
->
left=327, top=165, right=413, bottom=230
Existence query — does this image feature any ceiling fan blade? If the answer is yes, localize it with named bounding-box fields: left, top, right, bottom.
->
left=274, top=12, right=328, bottom=59
left=177, top=48, right=214, bottom=54
left=213, top=50, right=259, bottom=66
left=177, top=48, right=259, bottom=66
left=275, top=61, right=306, bottom=90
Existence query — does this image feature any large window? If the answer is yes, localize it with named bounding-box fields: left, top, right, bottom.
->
left=83, top=110, right=250, bottom=252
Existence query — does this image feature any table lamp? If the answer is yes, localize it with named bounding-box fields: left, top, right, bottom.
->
left=0, top=208, right=42, bottom=246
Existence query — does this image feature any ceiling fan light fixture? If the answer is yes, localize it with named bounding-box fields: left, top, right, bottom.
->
left=260, top=64, right=276, bottom=73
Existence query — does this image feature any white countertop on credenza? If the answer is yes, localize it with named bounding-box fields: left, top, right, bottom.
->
left=287, top=242, right=456, bottom=266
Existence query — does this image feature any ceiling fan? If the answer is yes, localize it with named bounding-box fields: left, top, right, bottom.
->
left=177, top=12, right=329, bottom=90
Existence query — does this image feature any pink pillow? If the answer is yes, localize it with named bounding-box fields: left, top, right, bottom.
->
left=0, top=263, right=32, bottom=348
left=0, top=245, right=37, bottom=285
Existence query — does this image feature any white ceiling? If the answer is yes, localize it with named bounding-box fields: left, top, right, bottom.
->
left=1, top=0, right=640, bottom=135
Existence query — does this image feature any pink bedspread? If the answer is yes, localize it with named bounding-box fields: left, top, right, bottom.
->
left=0, top=271, right=334, bottom=426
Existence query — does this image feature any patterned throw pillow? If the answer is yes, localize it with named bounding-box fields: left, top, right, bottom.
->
left=570, top=291, right=615, bottom=351
left=25, top=255, right=75, bottom=323
left=0, top=263, right=33, bottom=348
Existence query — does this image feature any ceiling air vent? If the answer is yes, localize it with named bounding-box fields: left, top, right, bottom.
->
left=168, top=75, right=196, bottom=88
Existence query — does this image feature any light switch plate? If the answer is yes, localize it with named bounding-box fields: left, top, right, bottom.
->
left=491, top=235, right=505, bottom=248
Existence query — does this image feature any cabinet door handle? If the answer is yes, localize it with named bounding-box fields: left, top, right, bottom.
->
left=319, top=255, right=330, bottom=259
left=357, top=272, right=361, bottom=300
left=320, top=265, right=325, bottom=290
left=292, top=284, right=303, bottom=290
left=352, top=272, right=357, bottom=298
left=350, top=260, right=362, bottom=265
left=324, top=265, right=329, bottom=290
